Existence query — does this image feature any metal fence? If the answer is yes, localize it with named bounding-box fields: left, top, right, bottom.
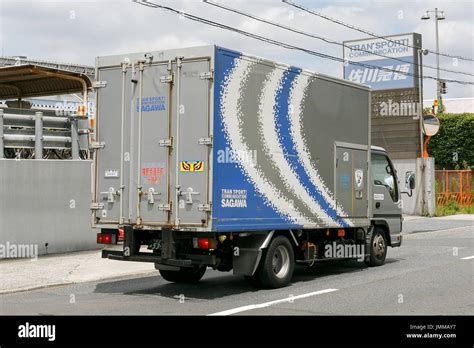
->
left=435, top=170, right=473, bottom=206
left=0, top=107, right=89, bottom=159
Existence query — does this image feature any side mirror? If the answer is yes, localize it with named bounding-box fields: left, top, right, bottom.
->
left=401, top=171, right=415, bottom=197
left=408, top=174, right=415, bottom=190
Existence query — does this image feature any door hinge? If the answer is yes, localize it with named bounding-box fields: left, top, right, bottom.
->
left=198, top=203, right=211, bottom=212
left=198, top=136, right=213, bottom=146
left=199, top=71, right=214, bottom=80
left=92, top=81, right=107, bottom=89
left=160, top=74, right=173, bottom=84
left=91, top=141, right=106, bottom=150
left=158, top=203, right=171, bottom=211
left=90, top=202, right=105, bottom=210
left=159, top=138, right=172, bottom=147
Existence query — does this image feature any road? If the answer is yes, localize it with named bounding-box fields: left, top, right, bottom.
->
left=1, top=218, right=473, bottom=315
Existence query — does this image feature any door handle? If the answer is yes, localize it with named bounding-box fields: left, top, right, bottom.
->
left=185, top=187, right=200, bottom=204
left=375, top=202, right=381, bottom=209
left=147, top=187, right=161, bottom=204
left=100, top=187, right=117, bottom=203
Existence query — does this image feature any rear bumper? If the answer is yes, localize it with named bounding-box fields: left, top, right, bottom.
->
left=101, top=249, right=216, bottom=268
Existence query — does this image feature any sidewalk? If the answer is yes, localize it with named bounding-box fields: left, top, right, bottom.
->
left=403, top=214, right=474, bottom=222
left=0, top=249, right=155, bottom=294
left=402, top=214, right=473, bottom=235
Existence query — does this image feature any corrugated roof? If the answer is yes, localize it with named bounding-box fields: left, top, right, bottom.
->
left=0, top=64, right=92, bottom=99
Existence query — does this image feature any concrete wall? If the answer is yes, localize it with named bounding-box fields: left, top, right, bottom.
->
left=0, top=159, right=99, bottom=255
left=393, top=158, right=436, bottom=216
left=393, top=159, right=418, bottom=215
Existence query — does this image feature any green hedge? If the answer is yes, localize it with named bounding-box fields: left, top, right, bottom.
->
left=426, top=113, right=474, bottom=169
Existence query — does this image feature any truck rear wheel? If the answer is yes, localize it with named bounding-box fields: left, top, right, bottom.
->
left=365, top=227, right=387, bottom=267
left=159, top=266, right=206, bottom=283
left=255, top=235, right=294, bottom=288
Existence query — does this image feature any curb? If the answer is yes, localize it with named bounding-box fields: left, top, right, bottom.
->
left=0, top=269, right=157, bottom=295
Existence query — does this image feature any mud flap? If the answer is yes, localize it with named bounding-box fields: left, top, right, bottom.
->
left=232, top=231, right=274, bottom=276
left=233, top=249, right=262, bottom=276
left=364, top=225, right=374, bottom=262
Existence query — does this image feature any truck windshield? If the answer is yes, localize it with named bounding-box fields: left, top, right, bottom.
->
left=372, top=153, right=398, bottom=202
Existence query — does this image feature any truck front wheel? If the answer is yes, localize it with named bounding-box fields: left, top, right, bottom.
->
left=256, top=235, right=294, bottom=288
left=365, top=227, right=387, bottom=267
left=159, top=266, right=206, bottom=283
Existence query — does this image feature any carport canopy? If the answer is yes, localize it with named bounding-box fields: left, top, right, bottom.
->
left=0, top=64, right=93, bottom=100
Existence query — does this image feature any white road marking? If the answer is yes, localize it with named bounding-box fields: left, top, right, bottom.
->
left=208, top=288, right=338, bottom=316
left=461, top=255, right=474, bottom=260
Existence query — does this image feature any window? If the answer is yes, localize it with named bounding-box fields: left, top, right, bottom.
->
left=372, top=153, right=398, bottom=202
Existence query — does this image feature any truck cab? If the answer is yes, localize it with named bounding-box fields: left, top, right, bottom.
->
left=371, top=146, right=404, bottom=249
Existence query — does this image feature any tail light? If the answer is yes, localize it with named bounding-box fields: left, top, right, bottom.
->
left=97, top=233, right=117, bottom=245
left=118, top=228, right=124, bottom=242
left=193, top=237, right=217, bottom=250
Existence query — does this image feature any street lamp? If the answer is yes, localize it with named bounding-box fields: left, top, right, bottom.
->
left=421, top=8, right=446, bottom=105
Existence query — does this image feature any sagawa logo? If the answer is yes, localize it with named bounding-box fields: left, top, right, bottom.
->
left=0, top=242, right=38, bottom=260
left=18, top=322, right=56, bottom=341
left=136, top=96, right=166, bottom=112
left=324, top=242, right=365, bottom=261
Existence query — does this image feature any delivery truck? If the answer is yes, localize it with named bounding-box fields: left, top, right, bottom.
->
left=92, top=45, right=410, bottom=288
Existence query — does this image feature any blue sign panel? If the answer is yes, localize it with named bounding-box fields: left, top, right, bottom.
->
left=344, top=56, right=415, bottom=90
left=343, top=34, right=419, bottom=90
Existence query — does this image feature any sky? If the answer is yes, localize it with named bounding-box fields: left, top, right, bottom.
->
left=0, top=0, right=473, bottom=99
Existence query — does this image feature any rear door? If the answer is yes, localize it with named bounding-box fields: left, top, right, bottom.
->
left=133, top=62, right=172, bottom=225
left=172, top=58, right=212, bottom=227
left=335, top=143, right=369, bottom=219
left=94, top=66, right=131, bottom=225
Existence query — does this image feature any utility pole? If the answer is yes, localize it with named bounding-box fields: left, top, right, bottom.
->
left=421, top=8, right=445, bottom=111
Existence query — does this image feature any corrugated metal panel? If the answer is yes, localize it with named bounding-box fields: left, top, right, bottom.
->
left=371, top=88, right=421, bottom=159
left=0, top=65, right=92, bottom=99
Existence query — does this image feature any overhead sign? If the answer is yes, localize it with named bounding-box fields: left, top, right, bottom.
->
left=343, top=33, right=421, bottom=90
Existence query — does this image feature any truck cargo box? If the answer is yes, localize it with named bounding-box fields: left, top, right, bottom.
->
left=93, top=45, right=371, bottom=232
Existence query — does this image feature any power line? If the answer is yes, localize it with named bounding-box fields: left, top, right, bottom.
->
left=283, top=0, right=474, bottom=63
left=133, top=0, right=474, bottom=85
left=204, top=0, right=474, bottom=78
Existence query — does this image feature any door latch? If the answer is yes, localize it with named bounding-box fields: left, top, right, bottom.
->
left=147, top=187, right=161, bottom=204
left=185, top=187, right=200, bottom=204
